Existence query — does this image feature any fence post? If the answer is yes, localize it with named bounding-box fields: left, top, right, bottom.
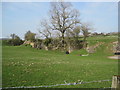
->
left=111, top=75, right=120, bottom=89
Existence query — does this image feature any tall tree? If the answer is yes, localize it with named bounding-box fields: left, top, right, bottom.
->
left=81, top=23, right=91, bottom=42
left=49, top=2, right=80, bottom=47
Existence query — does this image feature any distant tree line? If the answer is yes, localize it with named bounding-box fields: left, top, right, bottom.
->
left=2, top=34, right=23, bottom=46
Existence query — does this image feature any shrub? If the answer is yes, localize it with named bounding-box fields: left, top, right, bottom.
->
left=43, top=38, right=52, bottom=46
left=7, top=39, right=23, bottom=46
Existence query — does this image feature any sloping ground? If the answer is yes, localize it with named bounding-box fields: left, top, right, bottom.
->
left=2, top=35, right=118, bottom=88
left=86, top=42, right=104, bottom=53
left=3, top=46, right=118, bottom=88
left=107, top=41, right=120, bottom=60
left=86, top=35, right=118, bottom=55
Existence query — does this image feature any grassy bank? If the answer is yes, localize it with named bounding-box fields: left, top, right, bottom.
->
left=2, top=35, right=118, bottom=88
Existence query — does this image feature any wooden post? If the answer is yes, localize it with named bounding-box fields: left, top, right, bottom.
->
left=111, top=75, right=120, bottom=89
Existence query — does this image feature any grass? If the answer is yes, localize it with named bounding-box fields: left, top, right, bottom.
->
left=87, top=35, right=118, bottom=46
left=2, top=35, right=118, bottom=88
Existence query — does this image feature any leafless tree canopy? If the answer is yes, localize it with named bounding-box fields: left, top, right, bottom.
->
left=81, top=23, right=92, bottom=41
left=49, top=2, right=80, bottom=46
left=37, top=2, right=93, bottom=51
left=38, top=19, right=52, bottom=39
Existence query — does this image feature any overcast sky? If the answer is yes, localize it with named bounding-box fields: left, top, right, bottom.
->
left=2, top=2, right=118, bottom=39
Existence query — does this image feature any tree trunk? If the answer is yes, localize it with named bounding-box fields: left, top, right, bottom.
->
left=61, top=32, right=65, bottom=48
left=83, top=36, right=87, bottom=48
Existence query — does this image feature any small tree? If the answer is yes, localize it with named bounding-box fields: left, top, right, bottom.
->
left=65, top=26, right=82, bottom=51
left=81, top=23, right=92, bottom=48
left=8, top=34, right=23, bottom=46
left=24, top=30, right=36, bottom=41
left=10, top=34, right=17, bottom=40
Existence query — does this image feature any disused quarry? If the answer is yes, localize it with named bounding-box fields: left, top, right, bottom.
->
left=2, top=35, right=118, bottom=88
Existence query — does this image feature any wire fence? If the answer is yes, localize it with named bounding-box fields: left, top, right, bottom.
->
left=2, top=79, right=112, bottom=89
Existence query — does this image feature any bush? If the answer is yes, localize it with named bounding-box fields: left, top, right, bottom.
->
left=7, top=39, right=23, bottom=46
left=2, top=40, right=11, bottom=46
left=43, top=38, right=52, bottom=46
left=24, top=31, right=36, bottom=42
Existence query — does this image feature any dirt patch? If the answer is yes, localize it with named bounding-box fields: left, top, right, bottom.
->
left=108, top=55, right=120, bottom=60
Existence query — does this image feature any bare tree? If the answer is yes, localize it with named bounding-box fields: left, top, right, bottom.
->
left=68, top=26, right=81, bottom=40
left=10, top=33, right=19, bottom=40
left=65, top=26, right=81, bottom=47
left=81, top=23, right=92, bottom=47
left=38, top=19, right=52, bottom=39
left=65, top=26, right=81, bottom=52
left=49, top=2, right=80, bottom=47
left=81, top=23, right=92, bottom=41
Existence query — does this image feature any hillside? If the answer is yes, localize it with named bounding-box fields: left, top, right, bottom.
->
left=2, top=35, right=118, bottom=88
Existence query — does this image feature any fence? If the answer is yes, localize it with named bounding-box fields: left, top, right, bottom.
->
left=2, top=79, right=112, bottom=89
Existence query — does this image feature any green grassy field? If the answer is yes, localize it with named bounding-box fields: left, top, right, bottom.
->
left=2, top=36, right=118, bottom=88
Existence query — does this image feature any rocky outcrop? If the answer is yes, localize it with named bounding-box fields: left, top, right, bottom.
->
left=23, top=40, right=36, bottom=48
left=112, top=41, right=120, bottom=53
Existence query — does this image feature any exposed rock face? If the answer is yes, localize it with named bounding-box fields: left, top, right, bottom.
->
left=23, top=40, right=49, bottom=50
left=68, top=46, right=74, bottom=53
left=86, top=46, right=95, bottom=53
left=112, top=41, right=120, bottom=53
left=30, top=42, right=35, bottom=48
left=23, top=40, right=31, bottom=44
left=23, top=40, right=36, bottom=48
left=43, top=46, right=48, bottom=51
